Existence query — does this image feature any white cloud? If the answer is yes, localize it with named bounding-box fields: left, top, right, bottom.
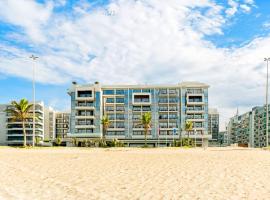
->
left=240, top=4, right=251, bottom=13
left=0, top=0, right=266, bottom=130
left=225, top=0, right=238, bottom=17
left=0, top=0, right=53, bottom=42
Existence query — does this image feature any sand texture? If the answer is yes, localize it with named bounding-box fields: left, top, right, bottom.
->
left=0, top=147, right=270, bottom=200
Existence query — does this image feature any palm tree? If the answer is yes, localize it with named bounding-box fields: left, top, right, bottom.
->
left=6, top=99, right=33, bottom=147
left=185, top=121, right=193, bottom=138
left=141, top=112, right=152, bottom=146
left=101, top=115, right=110, bottom=140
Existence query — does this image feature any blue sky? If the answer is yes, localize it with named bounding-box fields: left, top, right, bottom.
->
left=0, top=0, right=270, bottom=128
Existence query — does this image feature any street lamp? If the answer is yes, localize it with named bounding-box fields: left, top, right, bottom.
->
left=30, top=55, right=38, bottom=147
left=265, top=58, right=270, bottom=147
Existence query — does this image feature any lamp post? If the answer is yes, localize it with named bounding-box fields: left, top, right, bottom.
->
left=30, top=55, right=38, bottom=147
left=265, top=58, right=270, bottom=147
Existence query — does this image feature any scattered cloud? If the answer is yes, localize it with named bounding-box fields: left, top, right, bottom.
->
left=0, top=0, right=267, bottom=130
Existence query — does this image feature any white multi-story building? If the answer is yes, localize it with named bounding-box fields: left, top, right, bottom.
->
left=0, top=102, right=45, bottom=146
left=68, top=81, right=210, bottom=146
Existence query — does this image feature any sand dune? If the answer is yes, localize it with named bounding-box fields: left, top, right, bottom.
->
left=0, top=147, right=270, bottom=200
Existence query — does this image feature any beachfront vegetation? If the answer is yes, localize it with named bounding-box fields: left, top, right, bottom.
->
left=185, top=121, right=193, bottom=138
left=141, top=112, right=152, bottom=146
left=101, top=115, right=110, bottom=140
left=55, top=136, right=62, bottom=146
left=5, top=99, right=33, bottom=147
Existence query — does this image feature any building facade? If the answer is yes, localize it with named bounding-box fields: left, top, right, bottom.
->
left=227, top=105, right=270, bottom=148
left=68, top=81, right=210, bottom=146
left=55, top=112, right=70, bottom=138
left=0, top=102, right=45, bottom=146
left=208, top=108, right=219, bottom=142
left=44, top=106, right=55, bottom=140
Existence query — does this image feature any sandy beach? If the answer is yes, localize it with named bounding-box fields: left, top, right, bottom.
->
left=0, top=147, right=270, bottom=200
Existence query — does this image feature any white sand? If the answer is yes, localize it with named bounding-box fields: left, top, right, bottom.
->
left=0, top=147, right=270, bottom=200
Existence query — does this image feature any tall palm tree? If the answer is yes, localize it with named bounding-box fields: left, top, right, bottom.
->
left=185, top=121, right=193, bottom=138
left=101, top=115, right=110, bottom=140
left=6, top=99, right=33, bottom=147
left=141, top=112, right=152, bottom=146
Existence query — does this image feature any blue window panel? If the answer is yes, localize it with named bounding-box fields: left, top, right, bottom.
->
left=106, top=98, right=114, bottom=103
left=103, top=90, right=114, bottom=95
left=116, top=98, right=124, bottom=103
left=133, top=89, right=141, bottom=93
left=142, top=89, right=150, bottom=93
left=116, top=89, right=125, bottom=95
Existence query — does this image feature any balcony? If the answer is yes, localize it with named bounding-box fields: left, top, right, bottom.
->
left=76, top=90, right=94, bottom=100
left=133, top=93, right=151, bottom=105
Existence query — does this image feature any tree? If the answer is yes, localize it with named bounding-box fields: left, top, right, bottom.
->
left=55, top=136, right=62, bottom=146
left=101, top=115, right=110, bottom=140
left=185, top=121, right=193, bottom=138
left=141, top=112, right=152, bottom=146
left=6, top=99, right=33, bottom=147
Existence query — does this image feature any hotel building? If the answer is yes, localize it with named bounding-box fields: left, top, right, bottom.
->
left=68, top=81, right=211, bottom=146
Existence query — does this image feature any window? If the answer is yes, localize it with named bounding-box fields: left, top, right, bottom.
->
left=169, top=106, right=177, bottom=111
left=77, top=90, right=92, bottom=98
left=188, top=96, right=203, bottom=102
left=133, top=114, right=141, bottom=120
left=116, top=114, right=124, bottom=120
left=116, top=106, right=125, bottom=111
left=142, top=106, right=151, bottom=111
left=106, top=98, right=114, bottom=103
left=169, top=97, right=177, bottom=103
left=103, top=90, right=114, bottom=95
left=159, top=114, right=168, bottom=119
left=133, top=94, right=150, bottom=103
left=159, top=98, right=167, bottom=103
left=116, top=122, right=125, bottom=128
left=159, top=122, right=167, bottom=128
left=142, top=89, right=150, bottom=93
left=107, top=114, right=115, bottom=120
left=133, top=106, right=141, bottom=111
left=169, top=89, right=176, bottom=94
left=168, top=122, right=177, bottom=128
left=116, top=90, right=125, bottom=95
left=106, top=106, right=114, bottom=111
left=116, top=98, right=124, bottom=103
left=169, top=114, right=177, bottom=119
left=133, top=89, right=141, bottom=93
left=159, top=89, right=167, bottom=94
left=159, top=106, right=168, bottom=111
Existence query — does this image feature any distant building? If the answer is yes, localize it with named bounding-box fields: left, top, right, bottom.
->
left=227, top=105, right=270, bottom=148
left=67, top=81, right=211, bottom=146
left=208, top=108, right=219, bottom=141
left=0, top=102, right=45, bottom=146
left=44, top=106, right=56, bottom=140
left=0, top=102, right=71, bottom=145
left=55, top=112, right=70, bottom=138
left=218, top=131, right=229, bottom=146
